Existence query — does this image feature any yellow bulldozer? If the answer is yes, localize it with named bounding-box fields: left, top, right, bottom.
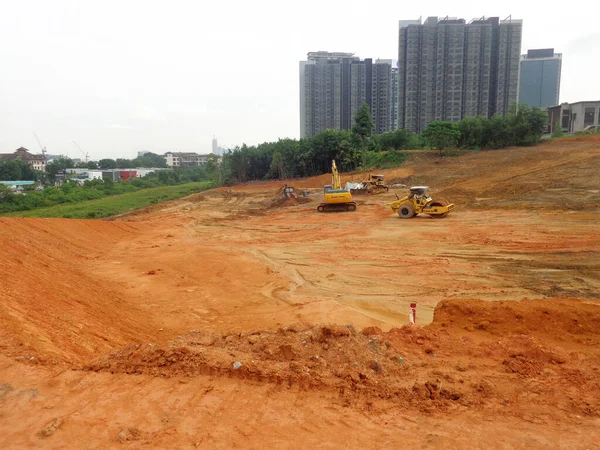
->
left=317, top=160, right=356, bottom=212
left=350, top=174, right=389, bottom=195
left=390, top=186, right=454, bottom=219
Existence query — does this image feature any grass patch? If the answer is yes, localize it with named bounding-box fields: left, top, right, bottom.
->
left=5, top=182, right=212, bottom=219
left=365, top=150, right=408, bottom=169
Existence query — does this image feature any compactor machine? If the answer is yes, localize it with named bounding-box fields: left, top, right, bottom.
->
left=390, top=186, right=454, bottom=219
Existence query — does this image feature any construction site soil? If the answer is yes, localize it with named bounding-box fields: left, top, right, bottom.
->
left=1, top=136, right=600, bottom=448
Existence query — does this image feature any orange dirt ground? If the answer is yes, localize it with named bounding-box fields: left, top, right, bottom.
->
left=1, top=137, right=600, bottom=449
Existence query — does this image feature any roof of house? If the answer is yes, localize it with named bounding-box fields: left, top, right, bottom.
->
left=549, top=101, right=600, bottom=109
left=165, top=152, right=211, bottom=158
left=0, top=147, right=45, bottom=162
left=1, top=180, right=36, bottom=186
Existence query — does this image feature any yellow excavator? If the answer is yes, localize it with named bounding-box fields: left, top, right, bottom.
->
left=317, top=160, right=357, bottom=212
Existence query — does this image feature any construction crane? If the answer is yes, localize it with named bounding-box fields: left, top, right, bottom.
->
left=32, top=132, right=47, bottom=160
left=72, top=141, right=89, bottom=163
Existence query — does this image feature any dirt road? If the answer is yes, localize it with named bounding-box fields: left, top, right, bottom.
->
left=1, top=137, right=600, bottom=448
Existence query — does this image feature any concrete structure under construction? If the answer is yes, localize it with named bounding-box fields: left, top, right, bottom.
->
left=299, top=51, right=395, bottom=138
left=397, top=16, right=523, bottom=133
left=518, top=49, right=562, bottom=109
left=548, top=101, right=600, bottom=134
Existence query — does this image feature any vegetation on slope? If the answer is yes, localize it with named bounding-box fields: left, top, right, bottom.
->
left=0, top=166, right=212, bottom=214
left=5, top=182, right=211, bottom=219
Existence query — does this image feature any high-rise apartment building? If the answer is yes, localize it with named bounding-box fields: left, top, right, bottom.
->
left=397, top=16, right=522, bottom=133
left=299, top=52, right=394, bottom=138
left=518, top=49, right=562, bottom=109
left=390, top=65, right=399, bottom=130
left=372, top=59, right=393, bottom=135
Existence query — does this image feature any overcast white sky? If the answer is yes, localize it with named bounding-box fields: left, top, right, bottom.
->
left=0, top=0, right=598, bottom=159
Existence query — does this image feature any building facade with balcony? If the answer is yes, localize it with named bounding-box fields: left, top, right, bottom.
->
left=164, top=152, right=210, bottom=167
left=299, top=52, right=395, bottom=138
left=397, top=16, right=523, bottom=132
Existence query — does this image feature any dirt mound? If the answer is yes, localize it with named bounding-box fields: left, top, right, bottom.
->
left=433, top=298, right=600, bottom=339
left=268, top=197, right=312, bottom=209
left=392, top=136, right=600, bottom=211
left=84, top=299, right=600, bottom=416
left=86, top=324, right=466, bottom=411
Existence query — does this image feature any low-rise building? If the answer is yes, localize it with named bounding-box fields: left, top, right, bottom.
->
left=548, top=101, right=600, bottom=134
left=59, top=168, right=167, bottom=183
left=164, top=152, right=210, bottom=167
left=0, top=147, right=47, bottom=172
left=0, top=180, right=37, bottom=193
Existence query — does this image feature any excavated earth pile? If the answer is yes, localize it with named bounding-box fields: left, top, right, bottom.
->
left=85, top=299, right=600, bottom=418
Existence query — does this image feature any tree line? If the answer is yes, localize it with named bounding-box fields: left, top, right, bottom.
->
left=212, top=104, right=548, bottom=184
left=0, top=153, right=169, bottom=183
left=42, top=152, right=168, bottom=179
left=1, top=104, right=548, bottom=189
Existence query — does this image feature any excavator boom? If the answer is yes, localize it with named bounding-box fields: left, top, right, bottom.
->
left=331, top=160, right=341, bottom=190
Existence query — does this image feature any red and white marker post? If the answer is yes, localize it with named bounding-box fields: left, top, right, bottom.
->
left=409, top=303, right=417, bottom=326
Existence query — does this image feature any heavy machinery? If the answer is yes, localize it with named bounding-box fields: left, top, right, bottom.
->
left=390, top=186, right=454, bottom=219
left=279, top=184, right=297, bottom=198
left=317, top=160, right=356, bottom=212
left=349, top=174, right=389, bottom=195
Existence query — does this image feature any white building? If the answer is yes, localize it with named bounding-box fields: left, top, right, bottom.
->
left=548, top=101, right=600, bottom=134
left=164, top=152, right=210, bottom=167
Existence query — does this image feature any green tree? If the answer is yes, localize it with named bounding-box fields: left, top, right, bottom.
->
left=269, top=150, right=285, bottom=179
left=132, top=152, right=167, bottom=168
left=204, top=154, right=221, bottom=180
left=422, top=121, right=461, bottom=156
left=551, top=122, right=564, bottom=139
left=98, top=159, right=117, bottom=170
left=45, top=157, right=74, bottom=182
left=506, top=104, right=548, bottom=146
left=486, top=114, right=511, bottom=148
left=378, top=129, right=419, bottom=150
left=352, top=103, right=374, bottom=168
left=458, top=116, right=490, bottom=149
left=0, top=160, right=35, bottom=180
left=115, top=158, right=134, bottom=169
left=0, top=184, right=14, bottom=203
left=85, top=161, right=99, bottom=169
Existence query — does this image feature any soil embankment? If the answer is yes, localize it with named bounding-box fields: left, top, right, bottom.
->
left=1, top=137, right=600, bottom=448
